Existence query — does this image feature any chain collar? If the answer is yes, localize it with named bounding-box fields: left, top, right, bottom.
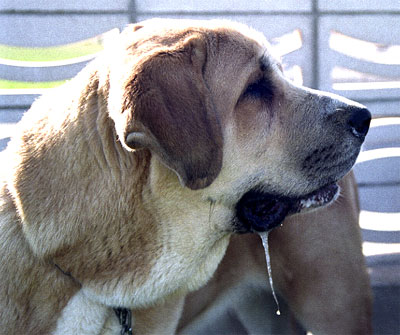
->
left=114, top=307, right=133, bottom=335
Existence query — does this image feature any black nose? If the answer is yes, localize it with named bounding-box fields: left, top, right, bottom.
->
left=347, top=107, right=371, bottom=138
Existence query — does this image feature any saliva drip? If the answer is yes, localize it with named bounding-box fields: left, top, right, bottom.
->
left=259, top=231, right=281, bottom=316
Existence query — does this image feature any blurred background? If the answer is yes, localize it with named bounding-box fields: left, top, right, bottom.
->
left=0, top=1, right=399, bottom=334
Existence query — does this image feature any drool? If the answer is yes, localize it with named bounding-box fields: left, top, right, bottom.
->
left=259, top=231, right=281, bottom=316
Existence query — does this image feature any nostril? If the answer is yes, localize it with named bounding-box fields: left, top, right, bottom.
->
left=348, top=107, right=371, bottom=138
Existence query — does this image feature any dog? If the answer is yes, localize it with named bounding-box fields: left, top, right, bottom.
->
left=0, top=19, right=371, bottom=334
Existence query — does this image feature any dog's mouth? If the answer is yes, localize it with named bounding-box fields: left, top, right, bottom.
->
left=234, top=183, right=339, bottom=233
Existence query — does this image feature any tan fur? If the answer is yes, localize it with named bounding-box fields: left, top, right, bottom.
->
left=0, top=19, right=371, bottom=334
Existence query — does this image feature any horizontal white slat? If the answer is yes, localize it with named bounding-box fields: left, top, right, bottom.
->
left=360, top=211, right=400, bottom=232
left=136, top=0, right=312, bottom=13
left=0, top=14, right=128, bottom=47
left=320, top=16, right=400, bottom=46
left=363, top=242, right=400, bottom=258
left=357, top=147, right=400, bottom=163
left=329, top=31, right=400, bottom=66
left=0, top=0, right=129, bottom=11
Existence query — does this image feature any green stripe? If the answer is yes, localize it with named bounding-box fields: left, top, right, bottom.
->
left=0, top=38, right=104, bottom=62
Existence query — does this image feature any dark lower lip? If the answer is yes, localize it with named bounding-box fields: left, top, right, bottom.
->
left=294, top=183, right=339, bottom=211
left=234, top=183, right=339, bottom=233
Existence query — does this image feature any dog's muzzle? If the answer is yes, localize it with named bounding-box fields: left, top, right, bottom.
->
left=234, top=97, right=371, bottom=234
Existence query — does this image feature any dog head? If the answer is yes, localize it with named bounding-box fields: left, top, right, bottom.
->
left=107, top=19, right=370, bottom=234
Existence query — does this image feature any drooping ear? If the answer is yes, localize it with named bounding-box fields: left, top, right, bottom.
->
left=122, top=34, right=223, bottom=190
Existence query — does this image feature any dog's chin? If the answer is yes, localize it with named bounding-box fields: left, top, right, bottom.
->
left=234, top=183, right=339, bottom=233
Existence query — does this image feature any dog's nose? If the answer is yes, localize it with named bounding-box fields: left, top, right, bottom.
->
left=347, top=106, right=371, bottom=138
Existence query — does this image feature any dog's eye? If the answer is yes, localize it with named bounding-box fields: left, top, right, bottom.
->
left=243, top=78, right=274, bottom=101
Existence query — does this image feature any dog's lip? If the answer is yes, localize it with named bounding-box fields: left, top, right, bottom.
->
left=294, top=183, right=339, bottom=211
left=234, top=183, right=339, bottom=233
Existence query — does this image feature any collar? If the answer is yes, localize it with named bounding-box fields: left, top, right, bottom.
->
left=114, top=307, right=133, bottom=335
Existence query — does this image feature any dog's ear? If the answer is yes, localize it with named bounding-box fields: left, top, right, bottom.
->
left=122, top=34, right=223, bottom=190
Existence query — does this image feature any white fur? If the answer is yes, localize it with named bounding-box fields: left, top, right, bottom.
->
left=53, top=290, right=119, bottom=335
